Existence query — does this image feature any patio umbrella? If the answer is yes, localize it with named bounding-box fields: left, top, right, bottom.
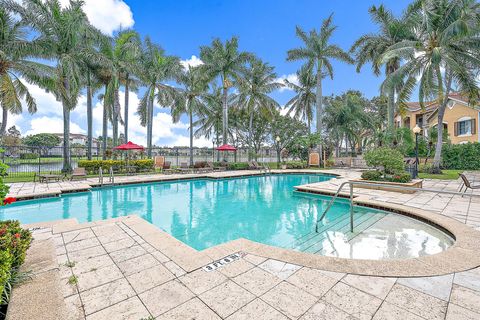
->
left=216, top=144, right=237, bottom=162
left=113, top=141, right=145, bottom=170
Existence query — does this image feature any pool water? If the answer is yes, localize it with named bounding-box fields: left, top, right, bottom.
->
left=0, top=174, right=454, bottom=259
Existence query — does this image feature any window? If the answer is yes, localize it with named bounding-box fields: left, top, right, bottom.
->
left=454, top=118, right=476, bottom=136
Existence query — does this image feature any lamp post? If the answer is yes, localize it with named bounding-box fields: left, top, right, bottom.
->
left=412, top=124, right=421, bottom=179
left=275, top=136, right=281, bottom=169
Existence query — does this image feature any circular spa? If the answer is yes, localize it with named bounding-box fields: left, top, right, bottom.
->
left=0, top=174, right=455, bottom=261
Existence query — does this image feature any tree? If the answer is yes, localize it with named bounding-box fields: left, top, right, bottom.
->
left=284, top=64, right=316, bottom=132
left=232, top=58, right=282, bottom=160
left=23, top=133, right=60, bottom=155
left=114, top=30, right=141, bottom=143
left=269, top=112, right=309, bottom=166
left=4, top=0, right=105, bottom=172
left=0, top=7, right=49, bottom=137
left=287, top=14, right=353, bottom=156
left=137, top=37, right=181, bottom=157
left=2, top=126, right=21, bottom=147
left=173, top=66, right=208, bottom=166
left=199, top=37, right=253, bottom=145
left=350, top=4, right=416, bottom=130
left=382, top=0, right=480, bottom=171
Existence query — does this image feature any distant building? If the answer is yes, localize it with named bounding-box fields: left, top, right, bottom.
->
left=50, top=133, right=100, bottom=156
left=395, top=93, right=479, bottom=144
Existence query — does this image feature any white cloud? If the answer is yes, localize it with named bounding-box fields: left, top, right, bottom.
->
left=275, top=73, right=299, bottom=92
left=180, top=55, right=204, bottom=69
left=60, top=0, right=134, bottom=35
left=24, top=116, right=85, bottom=136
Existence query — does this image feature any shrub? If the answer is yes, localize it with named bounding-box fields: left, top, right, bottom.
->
left=442, top=143, right=480, bottom=170
left=78, top=159, right=154, bottom=174
left=390, top=172, right=412, bottom=183
left=19, top=153, right=38, bottom=160
left=131, top=159, right=154, bottom=171
left=226, top=162, right=249, bottom=170
left=284, top=161, right=306, bottom=169
left=361, top=170, right=383, bottom=181
left=0, top=220, right=32, bottom=305
left=364, top=147, right=405, bottom=175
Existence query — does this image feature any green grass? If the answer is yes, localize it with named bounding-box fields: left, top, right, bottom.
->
left=418, top=169, right=463, bottom=180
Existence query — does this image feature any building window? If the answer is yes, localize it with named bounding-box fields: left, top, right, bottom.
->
left=454, top=118, right=476, bottom=136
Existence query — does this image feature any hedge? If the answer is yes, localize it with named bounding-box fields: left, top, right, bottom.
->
left=442, top=143, right=480, bottom=170
left=78, top=159, right=154, bottom=174
left=0, top=220, right=32, bottom=305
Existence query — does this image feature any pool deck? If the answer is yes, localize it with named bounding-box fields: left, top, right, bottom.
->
left=5, top=169, right=480, bottom=320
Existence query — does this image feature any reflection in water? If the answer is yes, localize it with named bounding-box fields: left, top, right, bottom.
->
left=0, top=174, right=454, bottom=259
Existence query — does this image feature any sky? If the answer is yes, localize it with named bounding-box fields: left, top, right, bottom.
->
left=11, top=0, right=410, bottom=147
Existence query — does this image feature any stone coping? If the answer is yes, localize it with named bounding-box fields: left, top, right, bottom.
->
left=10, top=170, right=338, bottom=201
left=23, top=196, right=480, bottom=278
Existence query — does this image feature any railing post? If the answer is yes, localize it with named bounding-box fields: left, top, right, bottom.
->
left=350, top=183, right=354, bottom=233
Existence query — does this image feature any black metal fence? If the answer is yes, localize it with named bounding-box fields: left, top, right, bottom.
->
left=0, top=145, right=281, bottom=181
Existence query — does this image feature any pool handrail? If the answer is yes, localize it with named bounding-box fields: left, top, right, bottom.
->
left=315, top=180, right=480, bottom=233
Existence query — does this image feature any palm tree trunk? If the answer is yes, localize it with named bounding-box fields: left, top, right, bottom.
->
left=222, top=77, right=228, bottom=145
left=62, top=79, right=72, bottom=173
left=146, top=91, right=154, bottom=157
left=432, top=70, right=452, bottom=172
left=248, top=111, right=254, bottom=161
left=189, top=108, right=194, bottom=167
left=102, top=86, right=108, bottom=160
left=0, top=107, right=8, bottom=137
left=86, top=72, right=93, bottom=160
left=387, top=86, right=395, bottom=132
left=113, top=88, right=120, bottom=146
left=124, top=74, right=129, bottom=142
left=316, top=60, right=323, bottom=161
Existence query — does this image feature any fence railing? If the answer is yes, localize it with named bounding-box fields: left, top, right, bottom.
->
left=0, top=145, right=283, bottom=181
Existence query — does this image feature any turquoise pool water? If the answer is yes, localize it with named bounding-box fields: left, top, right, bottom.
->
left=0, top=174, right=454, bottom=258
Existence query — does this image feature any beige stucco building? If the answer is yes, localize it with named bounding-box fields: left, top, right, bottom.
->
left=395, top=93, right=479, bottom=144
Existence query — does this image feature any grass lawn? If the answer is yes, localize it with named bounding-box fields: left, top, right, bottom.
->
left=418, top=170, right=462, bottom=180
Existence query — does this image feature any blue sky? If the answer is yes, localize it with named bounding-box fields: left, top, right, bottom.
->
left=12, top=0, right=409, bottom=147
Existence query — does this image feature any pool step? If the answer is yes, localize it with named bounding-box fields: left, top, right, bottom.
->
left=291, top=210, right=386, bottom=254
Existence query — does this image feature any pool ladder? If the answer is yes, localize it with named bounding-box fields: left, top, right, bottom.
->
left=314, top=179, right=480, bottom=234
left=98, top=167, right=115, bottom=187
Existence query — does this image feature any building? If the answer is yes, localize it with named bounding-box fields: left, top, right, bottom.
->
left=395, top=93, right=479, bottom=144
left=50, top=133, right=100, bottom=156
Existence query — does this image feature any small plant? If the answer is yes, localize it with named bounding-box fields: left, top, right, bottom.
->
left=364, top=147, right=405, bottom=177
left=64, top=261, right=76, bottom=268
left=390, top=172, right=412, bottom=183
left=361, top=170, right=382, bottom=181
left=68, top=275, right=78, bottom=285
left=139, top=317, right=155, bottom=320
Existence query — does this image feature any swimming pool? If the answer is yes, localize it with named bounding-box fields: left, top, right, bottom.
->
left=0, top=174, right=454, bottom=259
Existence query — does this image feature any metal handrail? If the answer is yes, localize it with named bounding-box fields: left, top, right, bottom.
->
left=109, top=166, right=114, bottom=184
left=314, top=179, right=480, bottom=234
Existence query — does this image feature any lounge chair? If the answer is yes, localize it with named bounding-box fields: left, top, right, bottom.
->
left=177, top=162, right=193, bottom=174
left=154, top=156, right=165, bottom=171
left=459, top=173, right=480, bottom=196
left=207, top=162, right=225, bottom=172
left=70, top=167, right=87, bottom=181
left=248, top=161, right=261, bottom=170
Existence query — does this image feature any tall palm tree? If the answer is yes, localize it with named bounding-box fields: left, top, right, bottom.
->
left=137, top=37, right=181, bottom=156
left=232, top=59, right=282, bottom=160
left=113, top=30, right=141, bottom=143
left=382, top=0, right=480, bottom=171
left=172, top=66, right=208, bottom=166
left=0, top=7, right=50, bottom=137
left=4, top=0, right=104, bottom=172
left=194, top=85, right=223, bottom=146
left=284, top=64, right=316, bottom=132
left=199, top=37, right=253, bottom=145
left=350, top=4, right=416, bottom=131
left=287, top=14, right=353, bottom=154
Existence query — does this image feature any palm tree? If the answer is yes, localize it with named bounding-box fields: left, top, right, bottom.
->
left=287, top=14, right=353, bottom=153
left=350, top=4, right=416, bottom=131
left=172, top=66, right=208, bottom=166
left=199, top=37, right=253, bottom=145
left=284, top=64, right=316, bottom=132
left=137, top=37, right=181, bottom=157
left=0, top=7, right=50, bottom=137
left=382, top=0, right=480, bottom=171
left=113, top=30, right=141, bottom=143
left=232, top=58, right=282, bottom=160
left=4, top=0, right=104, bottom=172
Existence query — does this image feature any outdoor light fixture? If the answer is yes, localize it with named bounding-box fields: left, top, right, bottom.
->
left=413, top=124, right=421, bottom=179
left=276, top=136, right=280, bottom=142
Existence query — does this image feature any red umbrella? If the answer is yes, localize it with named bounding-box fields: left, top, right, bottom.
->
left=113, top=141, right=144, bottom=150
left=216, top=144, right=237, bottom=151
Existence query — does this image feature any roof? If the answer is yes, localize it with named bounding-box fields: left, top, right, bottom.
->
left=403, top=93, right=475, bottom=114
